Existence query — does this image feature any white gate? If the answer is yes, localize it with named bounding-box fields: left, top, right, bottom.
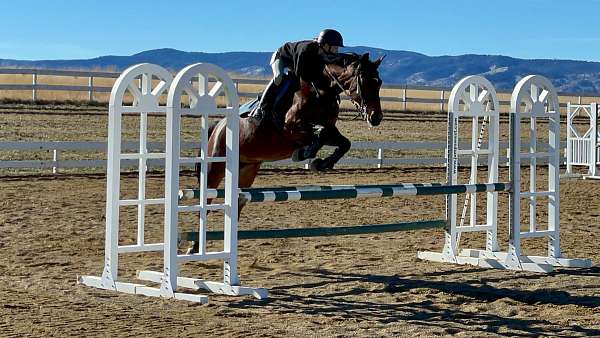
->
left=566, top=102, right=600, bottom=178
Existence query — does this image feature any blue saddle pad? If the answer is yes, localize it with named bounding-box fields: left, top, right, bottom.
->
left=240, top=97, right=260, bottom=116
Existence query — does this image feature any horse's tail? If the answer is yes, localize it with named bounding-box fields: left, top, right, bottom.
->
left=207, top=120, right=219, bottom=138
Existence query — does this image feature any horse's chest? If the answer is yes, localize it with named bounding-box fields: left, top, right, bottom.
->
left=307, top=103, right=339, bottom=124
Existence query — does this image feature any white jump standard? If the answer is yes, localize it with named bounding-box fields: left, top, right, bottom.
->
left=417, top=75, right=502, bottom=267
left=418, top=75, right=591, bottom=272
left=78, top=63, right=267, bottom=303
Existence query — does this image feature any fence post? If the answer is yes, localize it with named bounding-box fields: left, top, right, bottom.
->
left=377, top=148, right=384, bottom=168
left=52, top=149, right=59, bottom=174
left=566, top=102, right=572, bottom=175
left=592, top=102, right=599, bottom=177
left=578, top=96, right=582, bottom=104
left=32, top=72, right=38, bottom=101
left=402, top=86, right=407, bottom=111
left=88, top=76, right=94, bottom=102
left=440, top=90, right=445, bottom=112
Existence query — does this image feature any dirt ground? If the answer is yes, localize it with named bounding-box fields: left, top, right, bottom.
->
left=0, top=166, right=598, bottom=337
left=1, top=107, right=599, bottom=337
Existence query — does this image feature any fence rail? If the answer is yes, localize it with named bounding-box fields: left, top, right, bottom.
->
left=2, top=68, right=599, bottom=112
left=0, top=140, right=566, bottom=173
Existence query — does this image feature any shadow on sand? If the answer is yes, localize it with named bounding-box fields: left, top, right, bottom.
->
left=222, top=266, right=600, bottom=336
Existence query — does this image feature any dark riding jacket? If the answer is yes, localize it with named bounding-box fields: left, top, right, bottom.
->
left=277, top=40, right=336, bottom=84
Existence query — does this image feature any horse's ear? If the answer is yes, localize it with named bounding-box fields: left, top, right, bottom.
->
left=361, top=53, right=370, bottom=62
left=373, top=54, right=386, bottom=68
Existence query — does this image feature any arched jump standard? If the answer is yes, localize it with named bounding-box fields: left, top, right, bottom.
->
left=417, top=75, right=501, bottom=265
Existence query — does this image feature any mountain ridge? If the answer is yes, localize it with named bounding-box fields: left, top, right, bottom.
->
left=1, top=47, right=599, bottom=93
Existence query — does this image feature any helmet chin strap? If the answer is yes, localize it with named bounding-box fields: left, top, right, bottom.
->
left=324, top=65, right=368, bottom=122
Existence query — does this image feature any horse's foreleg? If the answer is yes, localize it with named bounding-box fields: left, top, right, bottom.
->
left=311, top=127, right=351, bottom=171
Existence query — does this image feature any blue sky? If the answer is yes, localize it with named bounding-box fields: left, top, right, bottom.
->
left=2, top=0, right=600, bottom=61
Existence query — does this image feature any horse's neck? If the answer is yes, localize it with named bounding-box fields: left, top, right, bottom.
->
left=323, top=64, right=351, bottom=93
left=293, top=79, right=340, bottom=119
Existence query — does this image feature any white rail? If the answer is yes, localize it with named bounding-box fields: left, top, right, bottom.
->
left=0, top=140, right=566, bottom=172
left=0, top=68, right=589, bottom=110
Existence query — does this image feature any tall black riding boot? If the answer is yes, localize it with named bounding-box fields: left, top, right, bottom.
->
left=252, top=79, right=279, bottom=122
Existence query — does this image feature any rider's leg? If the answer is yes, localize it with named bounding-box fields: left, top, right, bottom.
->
left=253, top=51, right=288, bottom=122
left=253, top=79, right=278, bottom=121
left=253, top=75, right=293, bottom=125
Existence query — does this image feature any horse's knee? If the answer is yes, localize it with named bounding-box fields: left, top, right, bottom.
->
left=338, top=136, right=351, bottom=153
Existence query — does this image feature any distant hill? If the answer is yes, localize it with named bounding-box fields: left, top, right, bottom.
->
left=2, top=47, right=600, bottom=93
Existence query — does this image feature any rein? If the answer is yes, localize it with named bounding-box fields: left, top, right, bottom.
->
left=324, top=65, right=368, bottom=121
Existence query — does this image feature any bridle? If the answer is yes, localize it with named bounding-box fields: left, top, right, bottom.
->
left=324, top=65, right=369, bottom=121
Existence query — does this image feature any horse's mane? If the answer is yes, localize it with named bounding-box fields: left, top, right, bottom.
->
left=333, top=53, right=381, bottom=76
left=336, top=53, right=361, bottom=66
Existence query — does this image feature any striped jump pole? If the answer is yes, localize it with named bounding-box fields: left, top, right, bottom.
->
left=179, top=181, right=510, bottom=244
left=179, top=182, right=510, bottom=203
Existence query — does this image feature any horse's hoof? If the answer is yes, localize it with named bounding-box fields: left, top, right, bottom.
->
left=310, top=158, right=332, bottom=172
left=293, top=148, right=317, bottom=162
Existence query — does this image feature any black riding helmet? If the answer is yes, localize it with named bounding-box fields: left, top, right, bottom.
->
left=317, top=29, right=344, bottom=47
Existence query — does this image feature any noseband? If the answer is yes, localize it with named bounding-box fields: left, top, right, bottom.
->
left=325, top=65, right=369, bottom=121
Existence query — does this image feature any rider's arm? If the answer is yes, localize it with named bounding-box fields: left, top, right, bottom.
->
left=294, top=42, right=320, bottom=84
left=270, top=51, right=286, bottom=85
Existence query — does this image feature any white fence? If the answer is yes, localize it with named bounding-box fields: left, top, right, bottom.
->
left=1, top=68, right=596, bottom=112
left=566, top=102, right=600, bottom=178
left=0, top=67, right=580, bottom=174
left=0, top=140, right=566, bottom=173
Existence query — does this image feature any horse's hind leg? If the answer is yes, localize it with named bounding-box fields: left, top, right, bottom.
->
left=188, top=162, right=260, bottom=253
left=188, top=160, right=226, bottom=254
left=238, top=162, right=261, bottom=218
left=189, top=120, right=227, bottom=253
left=291, top=125, right=326, bottom=162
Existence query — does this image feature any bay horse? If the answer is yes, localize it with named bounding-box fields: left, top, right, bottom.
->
left=200, top=52, right=384, bottom=215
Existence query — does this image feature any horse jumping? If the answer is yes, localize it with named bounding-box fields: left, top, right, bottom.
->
left=199, top=53, right=385, bottom=217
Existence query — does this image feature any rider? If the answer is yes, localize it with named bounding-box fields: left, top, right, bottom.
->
left=252, top=29, right=344, bottom=128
